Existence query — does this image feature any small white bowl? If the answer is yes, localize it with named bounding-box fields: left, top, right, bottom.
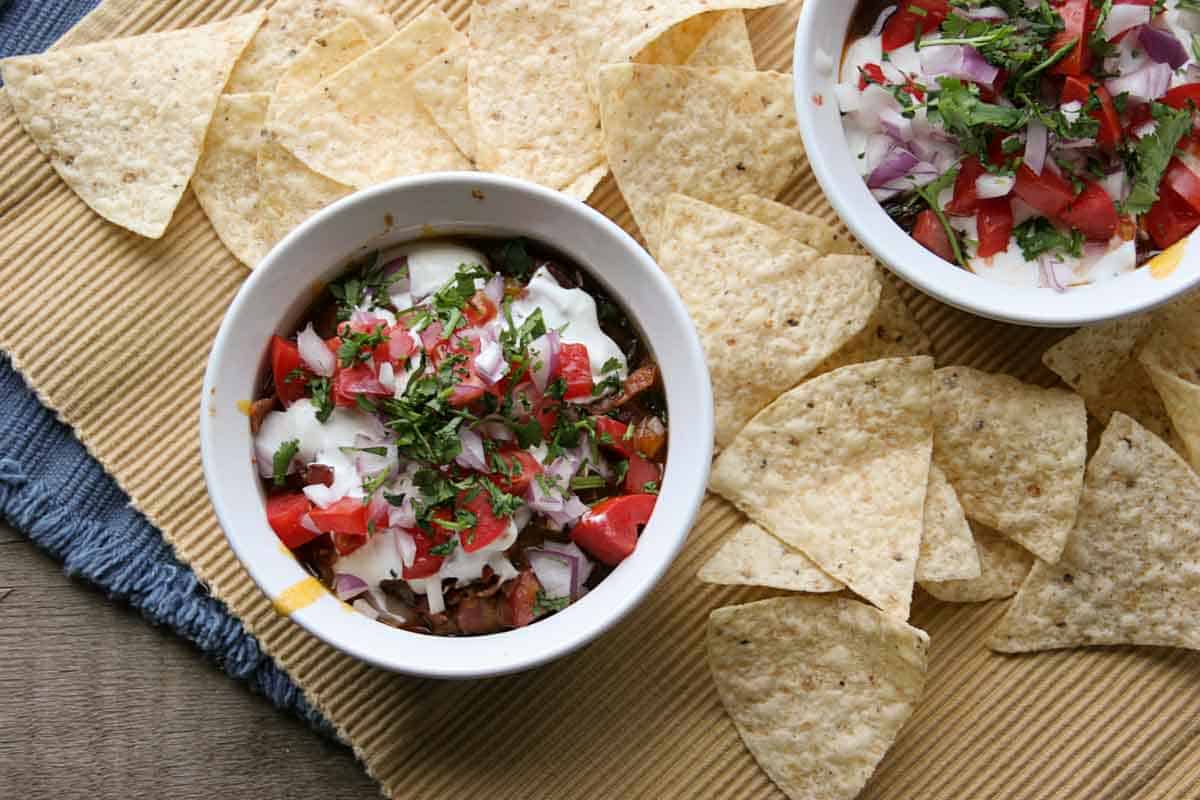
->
left=792, top=6, right=1200, bottom=327
left=199, top=172, right=714, bottom=679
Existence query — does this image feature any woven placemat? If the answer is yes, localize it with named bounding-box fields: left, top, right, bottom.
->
left=3, top=1, right=1199, bottom=797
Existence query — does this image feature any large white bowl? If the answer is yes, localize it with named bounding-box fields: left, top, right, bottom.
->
left=792, top=6, right=1200, bottom=327
left=199, top=172, right=714, bottom=679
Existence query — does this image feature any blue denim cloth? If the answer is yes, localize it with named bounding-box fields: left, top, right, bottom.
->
left=0, top=0, right=331, bottom=737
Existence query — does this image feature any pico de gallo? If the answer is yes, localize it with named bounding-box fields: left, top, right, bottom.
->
left=250, top=238, right=667, bottom=635
left=839, top=0, right=1200, bottom=288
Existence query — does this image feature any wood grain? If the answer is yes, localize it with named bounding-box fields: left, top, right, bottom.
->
left=0, top=524, right=377, bottom=800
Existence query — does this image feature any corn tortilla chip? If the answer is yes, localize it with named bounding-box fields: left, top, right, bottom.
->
left=468, top=0, right=604, bottom=194
left=932, top=366, right=1086, bottom=563
left=269, top=8, right=470, bottom=188
left=192, top=93, right=272, bottom=269
left=561, top=164, right=609, bottom=202
left=917, top=463, right=981, bottom=583
left=657, top=194, right=881, bottom=448
left=269, top=19, right=372, bottom=121
left=709, top=357, right=934, bottom=619
left=990, top=413, right=1200, bottom=652
left=921, top=522, right=1033, bottom=603
left=0, top=11, right=264, bottom=239
left=411, top=44, right=475, bottom=162
left=598, top=64, right=805, bottom=255
left=635, top=11, right=756, bottom=70
left=733, top=194, right=860, bottom=255
left=1139, top=335, right=1200, bottom=472
left=697, top=521, right=843, bottom=593
left=256, top=133, right=352, bottom=250
left=226, top=0, right=394, bottom=93
left=707, top=596, right=928, bottom=800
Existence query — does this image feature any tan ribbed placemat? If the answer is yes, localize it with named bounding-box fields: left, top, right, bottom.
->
left=3, top=2, right=1200, bottom=798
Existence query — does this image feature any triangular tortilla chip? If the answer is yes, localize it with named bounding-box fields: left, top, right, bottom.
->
left=193, top=93, right=272, bottom=269
left=468, top=0, right=604, bottom=194
left=990, top=413, right=1200, bottom=653
left=932, top=366, right=1086, bottom=563
left=732, top=194, right=930, bottom=374
left=634, top=11, right=756, bottom=70
left=1137, top=306, right=1200, bottom=471
left=598, top=64, right=805, bottom=255
left=256, top=134, right=352, bottom=250
left=921, top=522, right=1032, bottom=603
left=270, top=7, right=470, bottom=188
left=698, top=521, right=843, bottom=593
left=709, top=357, right=934, bottom=619
left=657, top=195, right=881, bottom=448
left=226, top=0, right=394, bottom=93
left=411, top=44, right=475, bottom=162
left=561, top=164, right=609, bottom=202
left=707, top=596, right=928, bottom=800
left=0, top=12, right=264, bottom=239
left=269, top=19, right=373, bottom=121
left=917, top=463, right=982, bottom=583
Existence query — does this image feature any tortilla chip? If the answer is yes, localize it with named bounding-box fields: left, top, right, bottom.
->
left=574, top=0, right=784, bottom=98
left=226, top=0, right=394, bottom=93
left=990, top=413, right=1200, bottom=652
left=256, top=133, right=352, bottom=250
left=917, top=463, right=982, bottom=583
left=1139, top=339, right=1200, bottom=472
left=932, top=366, right=1086, bottom=563
left=0, top=12, right=264, bottom=239
left=921, top=522, right=1033, bottom=603
left=657, top=194, right=881, bottom=448
left=698, top=521, right=844, bottom=593
left=269, top=7, right=470, bottom=188
left=635, top=11, right=756, bottom=70
left=468, top=0, right=604, bottom=194
left=733, top=195, right=859, bottom=255
left=411, top=44, right=475, bottom=162
left=192, top=93, right=272, bottom=268
left=709, top=356, right=934, bottom=619
left=561, top=164, right=609, bottom=202
left=707, top=596, right=928, bottom=800
left=598, top=64, right=805, bottom=255
left=269, top=19, right=372, bottom=120
left=1042, top=314, right=1176, bottom=443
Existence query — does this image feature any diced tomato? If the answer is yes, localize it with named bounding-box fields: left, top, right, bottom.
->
left=556, top=343, right=593, bottom=400
left=332, top=531, right=368, bottom=556
left=987, top=133, right=1015, bottom=169
left=271, top=336, right=308, bottom=406
left=489, top=448, right=543, bottom=495
left=1163, top=84, right=1200, bottom=111
left=1145, top=185, right=1200, bottom=249
left=333, top=363, right=390, bottom=406
left=882, top=0, right=951, bottom=52
left=532, top=396, right=559, bottom=437
left=1059, top=180, right=1119, bottom=241
left=1164, top=158, right=1200, bottom=215
left=1014, top=165, right=1076, bottom=217
left=308, top=497, right=369, bottom=535
left=372, top=323, right=416, bottom=367
left=570, top=494, right=657, bottom=566
left=1061, top=78, right=1121, bottom=149
left=623, top=454, right=662, bottom=495
left=1049, top=0, right=1091, bottom=77
left=902, top=78, right=926, bottom=101
left=448, top=379, right=488, bottom=408
left=501, top=569, right=541, bottom=628
left=419, top=321, right=447, bottom=360
left=912, top=209, right=956, bottom=262
left=464, top=290, right=497, bottom=326
left=946, top=156, right=984, bottom=216
left=857, top=63, right=886, bottom=89
left=457, top=489, right=510, bottom=553
left=266, top=492, right=318, bottom=549
left=976, top=197, right=1014, bottom=258
left=595, top=416, right=634, bottom=457
left=404, top=526, right=450, bottom=580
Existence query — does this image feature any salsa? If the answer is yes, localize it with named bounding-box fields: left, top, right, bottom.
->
left=251, top=238, right=667, bottom=635
left=839, top=0, right=1200, bottom=288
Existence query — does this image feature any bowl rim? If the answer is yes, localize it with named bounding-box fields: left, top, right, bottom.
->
left=199, top=171, right=714, bottom=679
left=791, top=5, right=1200, bottom=328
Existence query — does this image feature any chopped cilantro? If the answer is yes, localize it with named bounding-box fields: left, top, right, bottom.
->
left=490, top=238, right=536, bottom=282
left=1013, top=217, right=1085, bottom=261
left=511, top=418, right=544, bottom=448
left=362, top=469, right=389, bottom=496
left=432, top=509, right=478, bottom=532
left=307, top=376, right=333, bottom=422
left=570, top=475, right=607, bottom=491
left=272, top=439, right=300, bottom=487
left=612, top=459, right=630, bottom=486
left=1123, top=104, right=1194, bottom=215
left=429, top=538, right=458, bottom=557
left=482, top=478, right=523, bottom=518
left=337, top=325, right=387, bottom=367
left=642, top=481, right=660, bottom=495
left=383, top=491, right=407, bottom=507
left=533, top=590, right=570, bottom=616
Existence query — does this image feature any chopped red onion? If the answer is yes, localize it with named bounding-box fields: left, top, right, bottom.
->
left=528, top=330, right=560, bottom=393
left=350, top=598, right=379, bottom=620
left=544, top=495, right=589, bottom=528
left=387, top=495, right=416, bottom=530
left=835, top=82, right=862, bottom=113
left=394, top=529, right=417, bottom=567
left=540, top=540, right=594, bottom=589
left=1025, top=118, right=1048, bottom=175
left=300, top=512, right=321, bottom=535
left=475, top=338, right=507, bottom=385
left=1139, top=25, right=1189, bottom=70
left=919, top=45, right=999, bottom=86
left=333, top=573, right=369, bottom=601
left=879, top=108, right=914, bottom=142
left=1105, top=62, right=1172, bottom=103
left=1103, top=5, right=1150, bottom=40
left=962, top=5, right=1008, bottom=19
left=349, top=309, right=388, bottom=327
left=367, top=492, right=389, bottom=526
left=297, top=323, right=335, bottom=377
left=1038, top=257, right=1068, bottom=293
left=483, top=274, right=505, bottom=306
left=867, top=147, right=920, bottom=189
left=869, top=5, right=896, bottom=36
left=1060, top=100, right=1083, bottom=123
left=976, top=174, right=1015, bottom=198
left=339, top=370, right=389, bottom=397
left=455, top=426, right=488, bottom=471
left=527, top=549, right=577, bottom=600
left=477, top=419, right=514, bottom=442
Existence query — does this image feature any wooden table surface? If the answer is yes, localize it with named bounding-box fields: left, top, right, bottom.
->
left=0, top=521, right=381, bottom=799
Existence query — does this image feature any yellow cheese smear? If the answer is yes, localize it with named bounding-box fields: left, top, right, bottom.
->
left=1149, top=239, right=1187, bottom=279
left=272, top=576, right=326, bottom=616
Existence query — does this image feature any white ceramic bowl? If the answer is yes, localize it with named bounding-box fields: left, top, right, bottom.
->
left=200, top=172, right=713, bottom=679
left=792, top=6, right=1200, bottom=327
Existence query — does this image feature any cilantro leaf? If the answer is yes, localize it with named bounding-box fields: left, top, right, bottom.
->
left=1123, top=103, right=1193, bottom=215
left=307, top=376, right=333, bottom=423
left=1013, top=217, right=1085, bottom=261
left=490, top=238, right=536, bottom=282
left=272, top=439, right=300, bottom=487
left=533, top=590, right=570, bottom=616
left=429, top=538, right=458, bottom=557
